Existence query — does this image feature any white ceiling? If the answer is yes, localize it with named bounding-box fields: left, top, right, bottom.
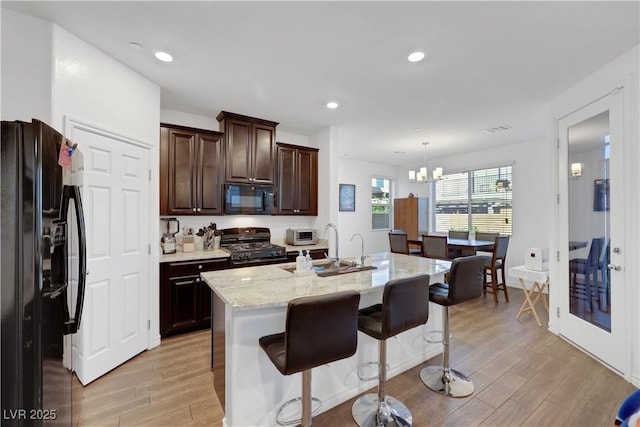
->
left=3, top=1, right=639, bottom=165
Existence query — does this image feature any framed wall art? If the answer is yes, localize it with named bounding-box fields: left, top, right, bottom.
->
left=339, top=183, right=355, bottom=212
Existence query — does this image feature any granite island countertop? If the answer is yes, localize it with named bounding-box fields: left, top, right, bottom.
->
left=200, top=252, right=450, bottom=310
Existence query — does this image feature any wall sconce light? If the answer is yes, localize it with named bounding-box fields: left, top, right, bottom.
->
left=571, top=162, right=583, bottom=178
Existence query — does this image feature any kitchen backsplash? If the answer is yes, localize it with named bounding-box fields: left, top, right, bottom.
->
left=159, top=215, right=320, bottom=246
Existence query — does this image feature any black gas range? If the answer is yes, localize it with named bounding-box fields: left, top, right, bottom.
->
left=220, top=227, right=287, bottom=267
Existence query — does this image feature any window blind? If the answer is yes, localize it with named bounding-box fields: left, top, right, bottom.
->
left=434, top=166, right=512, bottom=235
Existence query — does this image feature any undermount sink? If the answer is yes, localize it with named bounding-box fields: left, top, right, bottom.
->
left=280, top=260, right=377, bottom=277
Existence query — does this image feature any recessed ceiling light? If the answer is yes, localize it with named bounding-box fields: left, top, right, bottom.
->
left=326, top=101, right=339, bottom=109
left=154, top=51, right=173, bottom=62
left=407, top=51, right=425, bottom=63
left=129, top=42, right=143, bottom=50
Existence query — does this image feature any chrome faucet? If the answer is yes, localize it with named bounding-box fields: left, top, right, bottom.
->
left=350, top=233, right=367, bottom=266
left=323, top=223, right=340, bottom=268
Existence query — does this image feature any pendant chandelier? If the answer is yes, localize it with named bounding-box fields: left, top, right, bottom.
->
left=408, top=142, right=443, bottom=183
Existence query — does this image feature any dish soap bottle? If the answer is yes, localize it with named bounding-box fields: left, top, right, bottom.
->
left=296, top=250, right=305, bottom=272
left=305, top=250, right=313, bottom=270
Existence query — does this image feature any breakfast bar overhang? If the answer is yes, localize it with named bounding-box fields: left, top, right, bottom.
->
left=202, top=252, right=450, bottom=427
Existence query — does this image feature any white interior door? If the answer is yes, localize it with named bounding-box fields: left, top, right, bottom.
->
left=67, top=121, right=151, bottom=385
left=557, top=89, right=628, bottom=375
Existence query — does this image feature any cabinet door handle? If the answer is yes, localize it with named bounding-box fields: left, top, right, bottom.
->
left=174, top=279, right=195, bottom=287
left=195, top=278, right=201, bottom=283
left=198, top=264, right=203, bottom=270
left=197, top=208, right=202, bottom=212
left=192, top=208, right=197, bottom=212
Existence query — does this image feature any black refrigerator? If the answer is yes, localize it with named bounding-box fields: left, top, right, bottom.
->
left=1, top=119, right=86, bottom=426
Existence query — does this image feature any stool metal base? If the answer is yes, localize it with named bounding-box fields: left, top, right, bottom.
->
left=276, top=396, right=321, bottom=426
left=351, top=394, right=412, bottom=427
left=420, top=366, right=474, bottom=398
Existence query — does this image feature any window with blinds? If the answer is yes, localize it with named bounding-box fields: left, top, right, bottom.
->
left=434, top=166, right=512, bottom=235
left=372, top=177, right=391, bottom=230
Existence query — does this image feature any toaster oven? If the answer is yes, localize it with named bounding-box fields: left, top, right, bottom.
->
left=285, top=228, right=317, bottom=246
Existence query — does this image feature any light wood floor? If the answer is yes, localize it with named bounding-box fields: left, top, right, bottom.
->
left=74, top=288, right=637, bottom=426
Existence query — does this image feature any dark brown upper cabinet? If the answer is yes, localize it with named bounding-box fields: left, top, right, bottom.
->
left=216, top=111, right=278, bottom=185
left=276, top=142, right=319, bottom=216
left=160, top=124, right=224, bottom=215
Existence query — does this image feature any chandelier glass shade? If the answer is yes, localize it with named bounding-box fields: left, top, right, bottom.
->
left=408, top=142, right=443, bottom=183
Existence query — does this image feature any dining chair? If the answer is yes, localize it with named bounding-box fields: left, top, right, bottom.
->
left=481, top=235, right=510, bottom=304
left=448, top=230, right=469, bottom=239
left=388, top=232, right=421, bottom=255
left=569, top=237, right=605, bottom=312
left=421, top=234, right=450, bottom=260
left=475, top=231, right=499, bottom=242
left=597, top=239, right=611, bottom=310
left=448, top=230, right=469, bottom=258
left=464, top=231, right=499, bottom=256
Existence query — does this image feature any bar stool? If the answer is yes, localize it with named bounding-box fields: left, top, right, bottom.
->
left=351, top=274, right=430, bottom=426
left=259, top=291, right=361, bottom=427
left=420, top=255, right=485, bottom=397
left=482, top=235, right=510, bottom=304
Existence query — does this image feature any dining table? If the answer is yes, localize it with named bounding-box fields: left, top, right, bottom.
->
left=408, top=236, right=495, bottom=255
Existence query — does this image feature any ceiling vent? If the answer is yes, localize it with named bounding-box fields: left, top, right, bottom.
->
left=485, top=124, right=512, bottom=133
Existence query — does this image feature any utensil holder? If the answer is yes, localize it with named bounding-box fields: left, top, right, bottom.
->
left=204, top=231, right=220, bottom=251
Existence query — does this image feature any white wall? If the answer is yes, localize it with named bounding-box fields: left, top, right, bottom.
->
left=396, top=138, right=552, bottom=285
left=337, top=157, right=397, bottom=259
left=1, top=9, right=53, bottom=122
left=549, top=45, right=639, bottom=386
left=51, top=27, right=160, bottom=144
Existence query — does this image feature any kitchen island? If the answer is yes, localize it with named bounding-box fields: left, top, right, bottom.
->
left=201, top=252, right=450, bottom=427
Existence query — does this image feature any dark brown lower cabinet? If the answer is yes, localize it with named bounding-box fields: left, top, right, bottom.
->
left=160, top=258, right=229, bottom=337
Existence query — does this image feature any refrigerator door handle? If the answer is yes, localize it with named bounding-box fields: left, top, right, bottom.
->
left=48, top=218, right=69, bottom=298
left=61, top=185, right=86, bottom=335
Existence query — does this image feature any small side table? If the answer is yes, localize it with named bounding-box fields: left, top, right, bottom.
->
left=509, top=265, right=549, bottom=327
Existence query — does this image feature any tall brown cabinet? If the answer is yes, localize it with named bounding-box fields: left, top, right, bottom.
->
left=216, top=111, right=278, bottom=184
left=276, top=142, right=318, bottom=215
left=159, top=124, right=224, bottom=215
left=393, top=197, right=429, bottom=240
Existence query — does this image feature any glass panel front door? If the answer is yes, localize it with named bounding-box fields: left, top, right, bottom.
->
left=557, top=89, right=627, bottom=375
left=568, top=111, right=610, bottom=330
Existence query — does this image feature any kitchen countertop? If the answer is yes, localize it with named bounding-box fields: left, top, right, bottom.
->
left=160, top=248, right=230, bottom=263
left=159, top=240, right=329, bottom=263
left=201, top=251, right=451, bottom=310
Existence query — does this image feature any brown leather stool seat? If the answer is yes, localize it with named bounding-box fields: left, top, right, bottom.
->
left=420, top=255, right=485, bottom=397
left=351, top=275, right=430, bottom=427
left=259, top=290, right=361, bottom=427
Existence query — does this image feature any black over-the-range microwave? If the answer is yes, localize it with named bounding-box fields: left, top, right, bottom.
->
left=224, top=183, right=274, bottom=215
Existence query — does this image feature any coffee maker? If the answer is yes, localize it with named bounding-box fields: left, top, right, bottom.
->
left=161, top=218, right=180, bottom=254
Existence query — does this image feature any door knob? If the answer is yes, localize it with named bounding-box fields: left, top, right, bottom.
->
left=613, top=247, right=621, bottom=254
left=607, top=263, right=622, bottom=271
